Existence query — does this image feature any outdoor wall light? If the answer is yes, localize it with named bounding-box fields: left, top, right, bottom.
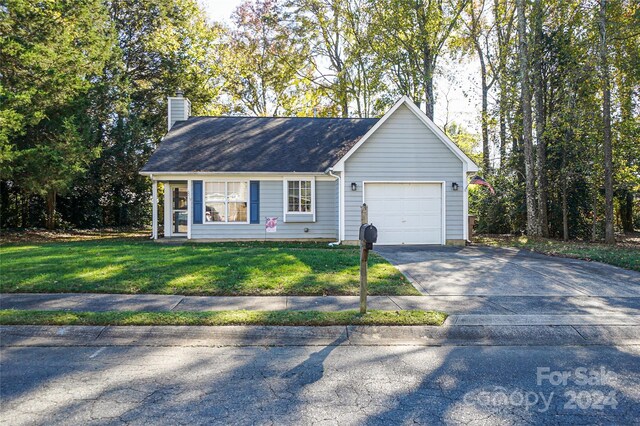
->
left=351, top=182, right=357, bottom=191
left=452, top=182, right=459, bottom=191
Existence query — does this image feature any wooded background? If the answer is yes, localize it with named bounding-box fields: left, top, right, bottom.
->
left=1, top=0, right=638, bottom=242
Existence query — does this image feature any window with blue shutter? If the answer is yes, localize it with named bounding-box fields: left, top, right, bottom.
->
left=250, top=181, right=260, bottom=224
left=192, top=180, right=203, bottom=224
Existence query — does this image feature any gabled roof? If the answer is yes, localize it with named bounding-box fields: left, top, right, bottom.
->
left=141, top=116, right=378, bottom=173
left=332, top=96, right=479, bottom=172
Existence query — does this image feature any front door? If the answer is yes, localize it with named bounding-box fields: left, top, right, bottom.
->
left=171, top=184, right=188, bottom=235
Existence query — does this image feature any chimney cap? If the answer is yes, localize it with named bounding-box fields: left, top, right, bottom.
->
left=175, top=89, right=184, bottom=97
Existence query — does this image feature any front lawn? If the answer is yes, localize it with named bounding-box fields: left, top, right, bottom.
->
left=475, top=235, right=640, bottom=271
left=0, top=309, right=446, bottom=326
left=0, top=240, right=419, bottom=296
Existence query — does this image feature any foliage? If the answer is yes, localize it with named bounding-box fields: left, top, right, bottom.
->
left=0, top=0, right=638, bottom=238
left=0, top=0, right=113, bottom=228
left=220, top=0, right=313, bottom=116
left=0, top=240, right=419, bottom=296
left=469, top=0, right=640, bottom=241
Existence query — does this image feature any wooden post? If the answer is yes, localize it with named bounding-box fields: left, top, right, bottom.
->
left=360, top=203, right=368, bottom=314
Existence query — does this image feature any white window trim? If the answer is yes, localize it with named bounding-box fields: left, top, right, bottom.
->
left=362, top=181, right=447, bottom=245
left=283, top=177, right=316, bottom=222
left=202, top=179, right=250, bottom=225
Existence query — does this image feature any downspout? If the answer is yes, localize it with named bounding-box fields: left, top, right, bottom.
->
left=326, top=168, right=342, bottom=246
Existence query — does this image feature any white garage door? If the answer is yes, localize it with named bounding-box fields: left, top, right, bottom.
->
left=364, top=182, right=443, bottom=245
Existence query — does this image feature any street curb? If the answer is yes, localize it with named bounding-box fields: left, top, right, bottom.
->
left=2, top=324, right=639, bottom=347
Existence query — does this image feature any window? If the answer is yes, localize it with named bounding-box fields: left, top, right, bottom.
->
left=287, top=180, right=312, bottom=213
left=204, top=181, right=248, bottom=223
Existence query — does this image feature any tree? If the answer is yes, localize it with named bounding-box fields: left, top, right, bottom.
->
left=493, top=0, right=516, bottom=166
left=598, top=0, right=615, bottom=243
left=463, top=0, right=513, bottom=172
left=220, top=0, right=310, bottom=116
left=0, top=0, right=113, bottom=228
left=531, top=0, right=549, bottom=236
left=369, top=0, right=469, bottom=120
left=516, top=0, right=538, bottom=236
left=285, top=0, right=388, bottom=117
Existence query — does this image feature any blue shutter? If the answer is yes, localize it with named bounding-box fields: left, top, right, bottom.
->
left=192, top=180, right=203, bottom=224
left=250, top=181, right=260, bottom=224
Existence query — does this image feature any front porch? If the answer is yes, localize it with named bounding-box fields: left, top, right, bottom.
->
left=151, top=179, right=190, bottom=240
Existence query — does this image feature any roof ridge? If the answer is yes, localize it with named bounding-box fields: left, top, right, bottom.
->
left=187, top=115, right=379, bottom=120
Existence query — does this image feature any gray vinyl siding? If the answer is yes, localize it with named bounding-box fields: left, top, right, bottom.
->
left=169, top=100, right=184, bottom=129
left=169, top=98, right=190, bottom=129
left=191, top=180, right=338, bottom=239
left=344, top=104, right=464, bottom=242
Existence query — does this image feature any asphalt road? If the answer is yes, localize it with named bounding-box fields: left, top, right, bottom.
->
left=2, top=344, right=639, bottom=425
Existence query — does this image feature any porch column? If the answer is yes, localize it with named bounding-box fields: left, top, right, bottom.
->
left=187, top=179, right=192, bottom=239
left=152, top=179, right=158, bottom=240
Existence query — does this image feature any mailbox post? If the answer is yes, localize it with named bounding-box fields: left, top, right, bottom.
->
left=359, top=204, right=377, bottom=314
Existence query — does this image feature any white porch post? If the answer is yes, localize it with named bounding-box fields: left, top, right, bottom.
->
left=187, top=179, right=192, bottom=239
left=151, top=179, right=158, bottom=240
left=164, top=183, right=172, bottom=238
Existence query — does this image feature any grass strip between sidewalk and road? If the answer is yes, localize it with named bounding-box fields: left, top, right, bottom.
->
left=0, top=309, right=447, bottom=327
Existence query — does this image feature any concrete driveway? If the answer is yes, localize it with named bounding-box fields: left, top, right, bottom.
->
left=375, top=245, right=640, bottom=316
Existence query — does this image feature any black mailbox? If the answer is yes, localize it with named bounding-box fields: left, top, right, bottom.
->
left=359, top=223, right=378, bottom=249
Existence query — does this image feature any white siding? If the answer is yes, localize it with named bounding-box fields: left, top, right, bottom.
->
left=191, top=180, right=338, bottom=240
left=344, top=104, right=464, bottom=242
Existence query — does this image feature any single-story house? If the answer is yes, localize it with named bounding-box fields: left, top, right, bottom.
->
left=140, top=93, right=478, bottom=245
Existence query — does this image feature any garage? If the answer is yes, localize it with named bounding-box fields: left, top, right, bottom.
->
left=363, top=182, right=444, bottom=245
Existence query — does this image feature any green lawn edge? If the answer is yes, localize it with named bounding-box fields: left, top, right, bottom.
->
left=0, top=309, right=447, bottom=327
left=475, top=236, right=640, bottom=272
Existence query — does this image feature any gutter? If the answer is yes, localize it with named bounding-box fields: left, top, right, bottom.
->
left=325, top=167, right=342, bottom=246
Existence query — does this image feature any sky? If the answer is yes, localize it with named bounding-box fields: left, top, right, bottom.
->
left=198, top=0, right=481, bottom=132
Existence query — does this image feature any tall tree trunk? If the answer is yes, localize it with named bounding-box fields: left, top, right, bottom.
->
left=494, top=0, right=509, bottom=168
left=423, top=53, right=435, bottom=120
left=592, top=190, right=598, bottom=241
left=46, top=190, right=57, bottom=230
left=21, top=193, right=28, bottom=228
left=599, top=0, right=615, bottom=244
left=477, top=44, right=491, bottom=172
left=532, top=0, right=548, bottom=236
left=516, top=0, right=538, bottom=236
left=620, top=192, right=634, bottom=232
left=499, top=90, right=507, bottom=167
left=562, top=124, right=569, bottom=241
left=562, top=183, right=569, bottom=241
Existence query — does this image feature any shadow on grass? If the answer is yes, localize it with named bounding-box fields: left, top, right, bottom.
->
left=0, top=240, right=418, bottom=296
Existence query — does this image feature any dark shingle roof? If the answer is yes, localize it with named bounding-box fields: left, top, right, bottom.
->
left=141, top=116, right=379, bottom=173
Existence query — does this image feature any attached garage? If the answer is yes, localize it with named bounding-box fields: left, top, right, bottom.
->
left=364, top=182, right=444, bottom=245
left=334, top=97, right=479, bottom=245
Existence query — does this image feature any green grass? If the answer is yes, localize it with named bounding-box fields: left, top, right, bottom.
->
left=476, top=235, right=640, bottom=271
left=0, top=240, right=419, bottom=296
left=0, top=309, right=446, bottom=326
